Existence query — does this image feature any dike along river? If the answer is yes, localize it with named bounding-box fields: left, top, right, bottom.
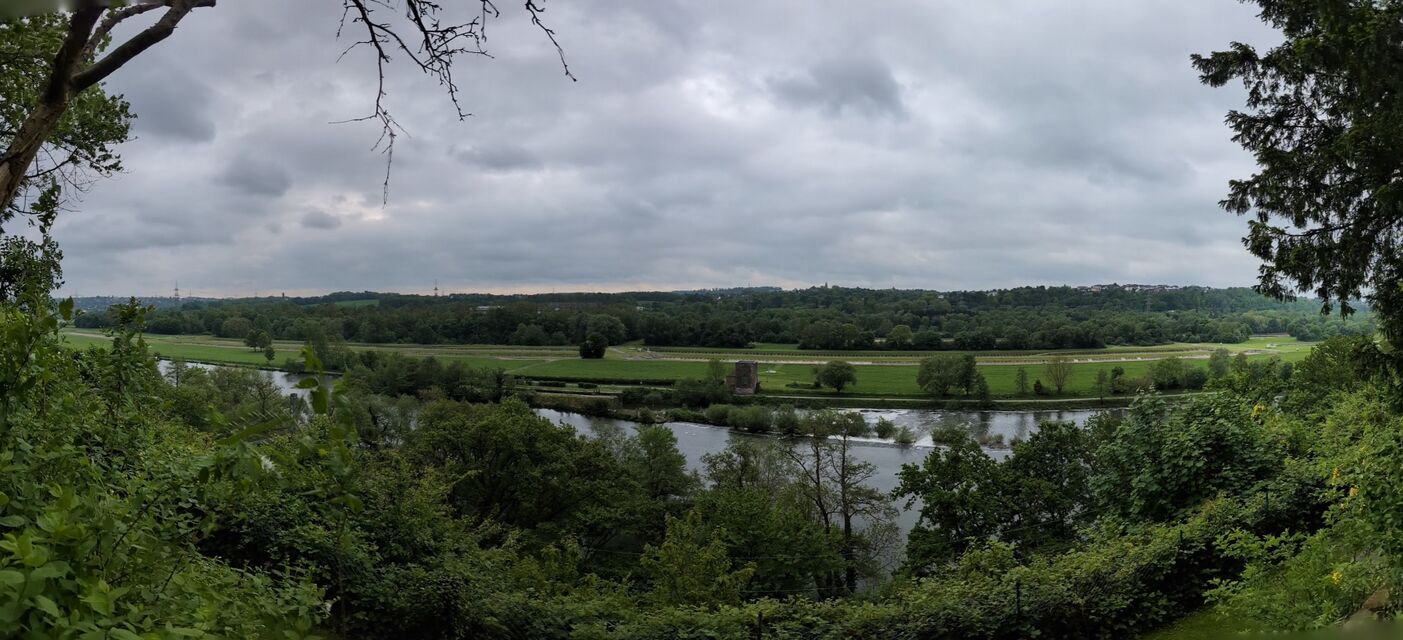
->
left=160, top=361, right=1120, bottom=539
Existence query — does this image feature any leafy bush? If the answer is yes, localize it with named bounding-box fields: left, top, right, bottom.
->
left=672, top=379, right=732, bottom=408
left=727, top=405, right=774, bottom=433
left=1093, top=395, right=1280, bottom=523
left=701, top=404, right=732, bottom=425
left=665, top=408, right=706, bottom=423
left=0, top=301, right=326, bottom=637
left=772, top=405, right=800, bottom=434
left=874, top=417, right=898, bottom=439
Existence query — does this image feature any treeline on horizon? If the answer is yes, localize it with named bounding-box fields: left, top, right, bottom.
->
left=74, top=284, right=1374, bottom=350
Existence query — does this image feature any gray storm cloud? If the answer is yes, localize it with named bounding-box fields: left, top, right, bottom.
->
left=49, top=0, right=1279, bottom=297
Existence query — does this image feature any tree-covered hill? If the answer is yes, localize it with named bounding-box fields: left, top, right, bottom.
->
left=72, top=284, right=1374, bottom=351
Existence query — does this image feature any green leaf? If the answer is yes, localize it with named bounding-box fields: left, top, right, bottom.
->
left=32, top=594, right=59, bottom=618
left=0, top=570, right=23, bottom=586
left=311, top=388, right=328, bottom=415
left=81, top=583, right=115, bottom=616
left=216, top=418, right=284, bottom=446
left=0, top=515, right=24, bottom=527
left=30, top=561, right=68, bottom=580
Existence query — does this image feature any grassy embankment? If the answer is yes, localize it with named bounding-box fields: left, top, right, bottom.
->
left=61, top=330, right=1314, bottom=400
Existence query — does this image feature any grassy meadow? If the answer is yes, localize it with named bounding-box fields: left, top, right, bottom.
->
left=62, top=329, right=1315, bottom=400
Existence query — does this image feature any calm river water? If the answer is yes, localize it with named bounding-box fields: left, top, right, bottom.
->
left=159, top=361, right=1119, bottom=539
left=536, top=407, right=1117, bottom=536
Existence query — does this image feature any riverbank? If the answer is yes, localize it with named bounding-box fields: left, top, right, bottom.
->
left=523, top=384, right=1203, bottom=411
left=61, top=329, right=1315, bottom=401
left=139, top=351, right=1195, bottom=413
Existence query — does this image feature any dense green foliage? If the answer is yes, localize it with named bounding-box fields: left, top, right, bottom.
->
left=1193, top=0, right=1403, bottom=347
left=75, top=285, right=1374, bottom=351
left=0, top=15, right=133, bottom=230
left=10, top=285, right=1402, bottom=637
left=814, top=361, right=857, bottom=394
left=7, top=0, right=1403, bottom=635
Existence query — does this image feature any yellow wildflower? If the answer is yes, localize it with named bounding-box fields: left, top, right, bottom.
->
left=1252, top=404, right=1266, bottom=418
left=1331, top=468, right=1340, bottom=483
left=1350, top=486, right=1359, bottom=497
left=1331, top=570, right=1343, bottom=584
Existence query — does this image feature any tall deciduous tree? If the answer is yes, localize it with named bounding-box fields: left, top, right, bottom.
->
left=886, top=324, right=913, bottom=349
left=786, top=411, right=895, bottom=595
left=705, top=358, right=727, bottom=384
left=641, top=510, right=754, bottom=607
left=0, top=13, right=133, bottom=230
left=578, top=331, right=607, bottom=359
left=1094, top=369, right=1109, bottom=403
left=1208, top=347, right=1232, bottom=379
left=816, top=360, right=857, bottom=394
left=894, top=429, right=1004, bottom=574
left=917, top=354, right=977, bottom=397
left=1044, top=356, right=1072, bottom=394
left=1193, top=0, right=1403, bottom=343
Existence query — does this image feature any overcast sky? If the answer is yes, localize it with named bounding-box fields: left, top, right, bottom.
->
left=50, top=0, right=1278, bottom=298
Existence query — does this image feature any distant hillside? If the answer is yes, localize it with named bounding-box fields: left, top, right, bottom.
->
left=71, top=296, right=215, bottom=313
left=70, top=284, right=1373, bottom=351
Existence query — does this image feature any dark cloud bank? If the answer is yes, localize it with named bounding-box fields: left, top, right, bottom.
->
left=52, top=0, right=1279, bottom=297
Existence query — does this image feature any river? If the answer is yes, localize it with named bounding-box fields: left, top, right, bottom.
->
left=537, top=407, right=1115, bottom=538
left=158, top=360, right=1118, bottom=540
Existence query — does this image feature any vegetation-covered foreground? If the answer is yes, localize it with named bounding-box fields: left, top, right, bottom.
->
left=4, top=290, right=1403, bottom=637
left=5, top=0, right=1403, bottom=636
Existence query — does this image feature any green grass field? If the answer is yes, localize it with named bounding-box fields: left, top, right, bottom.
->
left=618, top=335, right=1313, bottom=366
left=63, top=330, right=1317, bottom=400
left=60, top=331, right=560, bottom=372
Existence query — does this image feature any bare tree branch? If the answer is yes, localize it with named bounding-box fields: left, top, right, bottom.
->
left=73, top=0, right=215, bottom=92
left=337, top=0, right=575, bottom=203
left=526, top=0, right=575, bottom=82
left=82, top=2, right=165, bottom=60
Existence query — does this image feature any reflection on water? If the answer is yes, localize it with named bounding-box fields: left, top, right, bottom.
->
left=535, top=407, right=1122, bottom=540
left=849, top=407, right=1124, bottom=450
left=156, top=360, right=318, bottom=397
left=152, top=359, right=1120, bottom=545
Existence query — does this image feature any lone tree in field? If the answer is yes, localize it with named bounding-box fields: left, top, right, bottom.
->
left=244, top=329, right=272, bottom=352
left=1, top=0, right=573, bottom=231
left=705, top=358, right=727, bottom=385
left=1207, top=348, right=1231, bottom=380
left=1093, top=369, right=1109, bottom=404
left=917, top=354, right=978, bottom=398
left=579, top=332, right=607, bottom=359
left=816, top=360, right=857, bottom=395
left=1193, top=0, right=1403, bottom=348
left=1044, top=356, right=1072, bottom=395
